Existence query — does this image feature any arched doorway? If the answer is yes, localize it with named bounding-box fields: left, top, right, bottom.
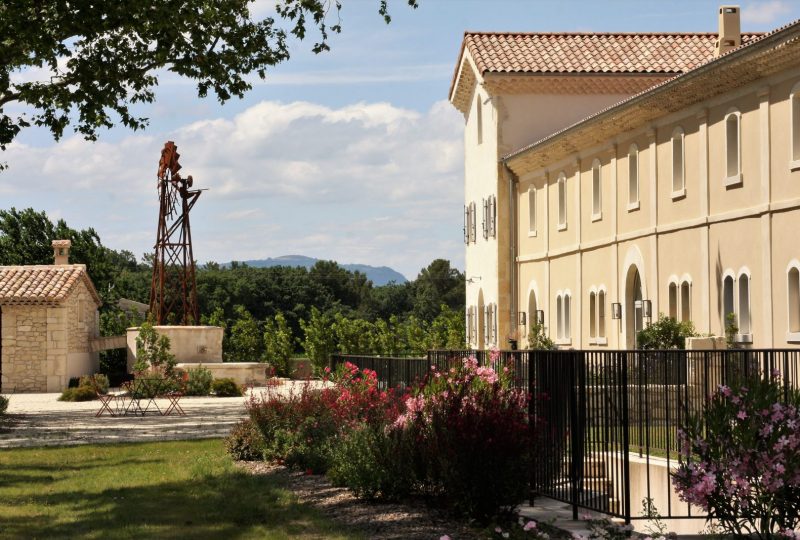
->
left=477, top=289, right=485, bottom=350
left=625, top=266, right=644, bottom=349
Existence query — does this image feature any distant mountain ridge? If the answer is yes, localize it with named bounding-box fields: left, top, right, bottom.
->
left=226, top=255, right=408, bottom=286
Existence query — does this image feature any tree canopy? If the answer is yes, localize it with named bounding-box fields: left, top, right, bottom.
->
left=0, top=0, right=418, bottom=164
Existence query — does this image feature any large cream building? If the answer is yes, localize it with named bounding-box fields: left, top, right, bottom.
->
left=451, top=7, right=800, bottom=350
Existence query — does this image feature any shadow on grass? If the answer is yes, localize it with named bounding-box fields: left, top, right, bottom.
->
left=0, top=440, right=356, bottom=540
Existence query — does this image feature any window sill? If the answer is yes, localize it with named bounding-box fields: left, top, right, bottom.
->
left=557, top=223, right=567, bottom=231
left=725, top=173, right=743, bottom=188
left=787, top=331, right=800, bottom=343
left=734, top=333, right=753, bottom=344
left=591, top=213, right=602, bottom=222
left=555, top=338, right=572, bottom=346
left=790, top=160, right=800, bottom=172
left=627, top=201, right=640, bottom=212
left=595, top=337, right=608, bottom=346
left=671, top=187, right=686, bottom=200
left=528, top=230, right=537, bottom=238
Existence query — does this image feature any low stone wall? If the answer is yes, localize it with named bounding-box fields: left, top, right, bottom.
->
left=176, top=362, right=271, bottom=386
left=127, top=326, right=223, bottom=370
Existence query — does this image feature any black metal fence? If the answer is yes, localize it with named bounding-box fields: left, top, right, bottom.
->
left=334, top=348, right=800, bottom=524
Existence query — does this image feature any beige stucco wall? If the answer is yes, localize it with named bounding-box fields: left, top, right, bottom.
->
left=1, top=280, right=100, bottom=393
left=126, top=326, right=224, bottom=371
left=509, top=66, right=800, bottom=349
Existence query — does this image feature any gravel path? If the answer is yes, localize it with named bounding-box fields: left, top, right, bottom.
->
left=238, top=461, right=481, bottom=540
left=0, top=381, right=321, bottom=449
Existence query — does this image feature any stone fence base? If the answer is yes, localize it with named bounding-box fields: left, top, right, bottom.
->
left=176, top=362, right=270, bottom=386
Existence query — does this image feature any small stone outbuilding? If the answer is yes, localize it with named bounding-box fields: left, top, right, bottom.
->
left=0, top=240, right=102, bottom=393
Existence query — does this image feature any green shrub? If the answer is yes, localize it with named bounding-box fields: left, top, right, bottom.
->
left=68, top=377, right=80, bottom=388
left=224, top=419, right=265, bottom=461
left=637, top=314, right=697, bottom=349
left=59, top=385, right=96, bottom=402
left=185, top=367, right=213, bottom=396
left=212, top=378, right=242, bottom=397
left=0, top=395, right=8, bottom=415
left=79, top=374, right=109, bottom=394
left=328, top=423, right=415, bottom=500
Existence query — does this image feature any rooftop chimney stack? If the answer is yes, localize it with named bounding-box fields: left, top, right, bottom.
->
left=52, top=239, right=72, bottom=265
left=715, top=5, right=741, bottom=57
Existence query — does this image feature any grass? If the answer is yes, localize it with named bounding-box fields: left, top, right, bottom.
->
left=0, top=439, right=361, bottom=540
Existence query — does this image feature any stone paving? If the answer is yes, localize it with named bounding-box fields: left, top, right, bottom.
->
left=0, top=381, right=321, bottom=449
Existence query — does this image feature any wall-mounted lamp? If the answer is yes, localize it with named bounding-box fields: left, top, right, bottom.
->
left=642, top=299, right=653, bottom=319
left=536, top=310, right=545, bottom=326
left=467, top=276, right=482, bottom=284
left=517, top=311, right=526, bottom=326
left=611, top=303, right=622, bottom=320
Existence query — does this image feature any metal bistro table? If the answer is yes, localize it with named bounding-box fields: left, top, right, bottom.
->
left=121, top=378, right=185, bottom=416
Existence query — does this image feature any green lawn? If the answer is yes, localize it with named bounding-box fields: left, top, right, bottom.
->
left=0, top=439, right=360, bottom=540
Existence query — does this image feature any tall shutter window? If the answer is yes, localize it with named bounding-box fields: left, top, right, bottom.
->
left=484, top=305, right=490, bottom=344
left=493, top=304, right=498, bottom=345
left=482, top=198, right=489, bottom=239
left=738, top=273, right=751, bottom=335
left=589, top=292, right=597, bottom=339
left=470, top=202, right=477, bottom=243
left=598, top=290, right=606, bottom=338
left=490, top=196, right=497, bottom=238
left=464, top=204, right=468, bottom=243
left=466, top=307, right=471, bottom=344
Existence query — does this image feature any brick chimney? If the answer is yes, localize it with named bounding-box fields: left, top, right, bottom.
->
left=52, top=239, right=72, bottom=265
left=715, top=5, right=741, bottom=57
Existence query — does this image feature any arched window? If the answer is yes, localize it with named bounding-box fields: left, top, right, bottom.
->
left=589, top=291, right=597, bottom=339
left=738, top=272, right=751, bottom=335
left=681, top=280, right=691, bottom=322
left=556, top=294, right=564, bottom=340
left=598, top=289, right=606, bottom=339
left=557, top=172, right=567, bottom=229
left=723, top=274, right=736, bottom=326
left=528, top=187, right=536, bottom=234
left=592, top=159, right=602, bottom=219
left=672, top=127, right=685, bottom=196
left=725, top=110, right=742, bottom=185
left=789, top=263, right=800, bottom=337
left=668, top=281, right=678, bottom=319
left=564, top=293, right=572, bottom=340
left=628, top=144, right=639, bottom=209
left=792, top=84, right=800, bottom=165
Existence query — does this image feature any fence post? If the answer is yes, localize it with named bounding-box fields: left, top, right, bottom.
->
left=621, top=351, right=632, bottom=524
left=569, top=352, right=579, bottom=520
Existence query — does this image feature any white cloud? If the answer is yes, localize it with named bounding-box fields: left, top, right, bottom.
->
left=742, top=1, right=792, bottom=25
left=0, top=99, right=465, bottom=278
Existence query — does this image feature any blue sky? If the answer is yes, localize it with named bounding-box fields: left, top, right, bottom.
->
left=3, top=0, right=799, bottom=279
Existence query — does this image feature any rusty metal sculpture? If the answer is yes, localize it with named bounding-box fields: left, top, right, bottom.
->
left=149, top=141, right=203, bottom=325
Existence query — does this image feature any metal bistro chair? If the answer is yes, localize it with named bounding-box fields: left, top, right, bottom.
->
left=92, top=376, right=129, bottom=417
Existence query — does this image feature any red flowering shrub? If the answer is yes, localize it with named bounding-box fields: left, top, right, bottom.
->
left=243, top=362, right=406, bottom=474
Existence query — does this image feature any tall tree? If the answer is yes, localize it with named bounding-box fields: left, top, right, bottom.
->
left=412, top=259, right=465, bottom=322
left=0, top=0, right=418, bottom=166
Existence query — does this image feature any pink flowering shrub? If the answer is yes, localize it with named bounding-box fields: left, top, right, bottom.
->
left=672, top=372, right=800, bottom=538
left=394, top=353, right=531, bottom=520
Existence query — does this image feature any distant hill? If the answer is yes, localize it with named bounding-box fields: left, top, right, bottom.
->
left=226, top=255, right=408, bottom=286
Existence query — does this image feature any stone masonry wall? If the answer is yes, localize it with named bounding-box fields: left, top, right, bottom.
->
left=1, top=306, right=49, bottom=392
left=66, top=281, right=98, bottom=353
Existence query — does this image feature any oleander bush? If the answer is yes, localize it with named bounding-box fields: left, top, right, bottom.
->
left=673, top=371, right=800, bottom=538
left=212, top=378, right=243, bottom=397
left=239, top=355, right=532, bottom=522
left=185, top=367, right=214, bottom=396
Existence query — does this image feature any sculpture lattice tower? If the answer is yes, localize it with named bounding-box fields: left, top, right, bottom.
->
left=149, top=141, right=203, bottom=325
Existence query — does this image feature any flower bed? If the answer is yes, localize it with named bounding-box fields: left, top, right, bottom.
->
left=229, top=353, right=533, bottom=522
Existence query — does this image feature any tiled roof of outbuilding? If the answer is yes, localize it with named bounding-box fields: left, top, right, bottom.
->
left=0, top=265, right=102, bottom=307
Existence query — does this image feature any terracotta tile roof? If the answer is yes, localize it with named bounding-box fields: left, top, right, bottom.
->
left=503, top=19, right=800, bottom=174
left=463, top=32, right=762, bottom=75
left=0, top=265, right=102, bottom=307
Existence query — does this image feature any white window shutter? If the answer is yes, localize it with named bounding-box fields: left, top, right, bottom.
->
left=490, top=196, right=497, bottom=238
left=484, top=305, right=489, bottom=344
left=470, top=202, right=477, bottom=243
left=464, top=205, right=469, bottom=244
left=482, top=198, right=488, bottom=239
left=492, top=303, right=498, bottom=345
